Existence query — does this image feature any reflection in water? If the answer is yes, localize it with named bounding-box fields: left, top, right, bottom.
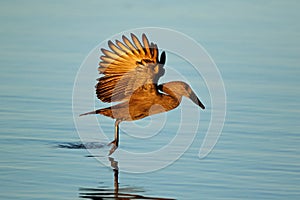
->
left=79, top=157, right=175, bottom=200
left=58, top=142, right=175, bottom=199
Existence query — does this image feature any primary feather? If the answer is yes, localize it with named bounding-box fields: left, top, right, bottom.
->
left=96, top=33, right=165, bottom=103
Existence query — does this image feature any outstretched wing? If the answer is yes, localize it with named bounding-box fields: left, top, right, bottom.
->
left=96, top=33, right=166, bottom=103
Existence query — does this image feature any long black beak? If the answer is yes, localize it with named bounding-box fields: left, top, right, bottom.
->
left=189, top=90, right=205, bottom=109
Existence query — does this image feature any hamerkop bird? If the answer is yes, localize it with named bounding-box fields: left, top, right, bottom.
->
left=80, top=33, right=205, bottom=155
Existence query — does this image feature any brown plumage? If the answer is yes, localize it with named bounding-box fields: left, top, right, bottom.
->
left=80, top=33, right=205, bottom=155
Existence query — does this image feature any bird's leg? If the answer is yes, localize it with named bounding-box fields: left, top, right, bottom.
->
left=108, top=119, right=121, bottom=155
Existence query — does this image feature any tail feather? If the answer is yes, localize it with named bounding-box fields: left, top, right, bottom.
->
left=79, top=108, right=113, bottom=118
left=79, top=109, right=100, bottom=116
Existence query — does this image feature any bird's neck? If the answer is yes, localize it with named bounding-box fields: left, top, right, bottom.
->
left=155, top=84, right=182, bottom=112
left=159, top=84, right=183, bottom=101
left=158, top=94, right=181, bottom=112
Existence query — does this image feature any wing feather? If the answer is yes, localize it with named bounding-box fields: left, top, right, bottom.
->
left=122, top=35, right=140, bottom=57
left=108, top=41, right=126, bottom=57
left=131, top=33, right=145, bottom=56
left=150, top=43, right=158, bottom=59
left=100, top=56, right=119, bottom=64
left=142, top=33, right=151, bottom=57
left=96, top=33, right=165, bottom=102
left=115, top=40, right=133, bottom=55
left=101, top=49, right=121, bottom=60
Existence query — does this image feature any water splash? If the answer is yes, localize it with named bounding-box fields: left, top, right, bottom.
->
left=57, top=142, right=106, bottom=149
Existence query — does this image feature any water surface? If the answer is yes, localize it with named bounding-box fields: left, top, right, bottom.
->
left=1, top=1, right=299, bottom=199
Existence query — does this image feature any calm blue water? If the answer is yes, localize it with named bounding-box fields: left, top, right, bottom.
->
left=1, top=1, right=300, bottom=199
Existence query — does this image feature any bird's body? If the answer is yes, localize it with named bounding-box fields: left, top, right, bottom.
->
left=80, top=33, right=205, bottom=155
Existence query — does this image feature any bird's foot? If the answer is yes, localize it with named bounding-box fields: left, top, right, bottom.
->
left=108, top=140, right=118, bottom=156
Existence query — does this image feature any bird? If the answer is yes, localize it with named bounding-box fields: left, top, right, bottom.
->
left=80, top=33, right=205, bottom=155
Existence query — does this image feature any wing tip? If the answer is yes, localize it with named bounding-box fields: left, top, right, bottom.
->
left=130, top=32, right=137, bottom=39
left=122, top=34, right=129, bottom=41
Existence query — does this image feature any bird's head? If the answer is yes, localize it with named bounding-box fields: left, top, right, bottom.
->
left=158, top=81, right=205, bottom=109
